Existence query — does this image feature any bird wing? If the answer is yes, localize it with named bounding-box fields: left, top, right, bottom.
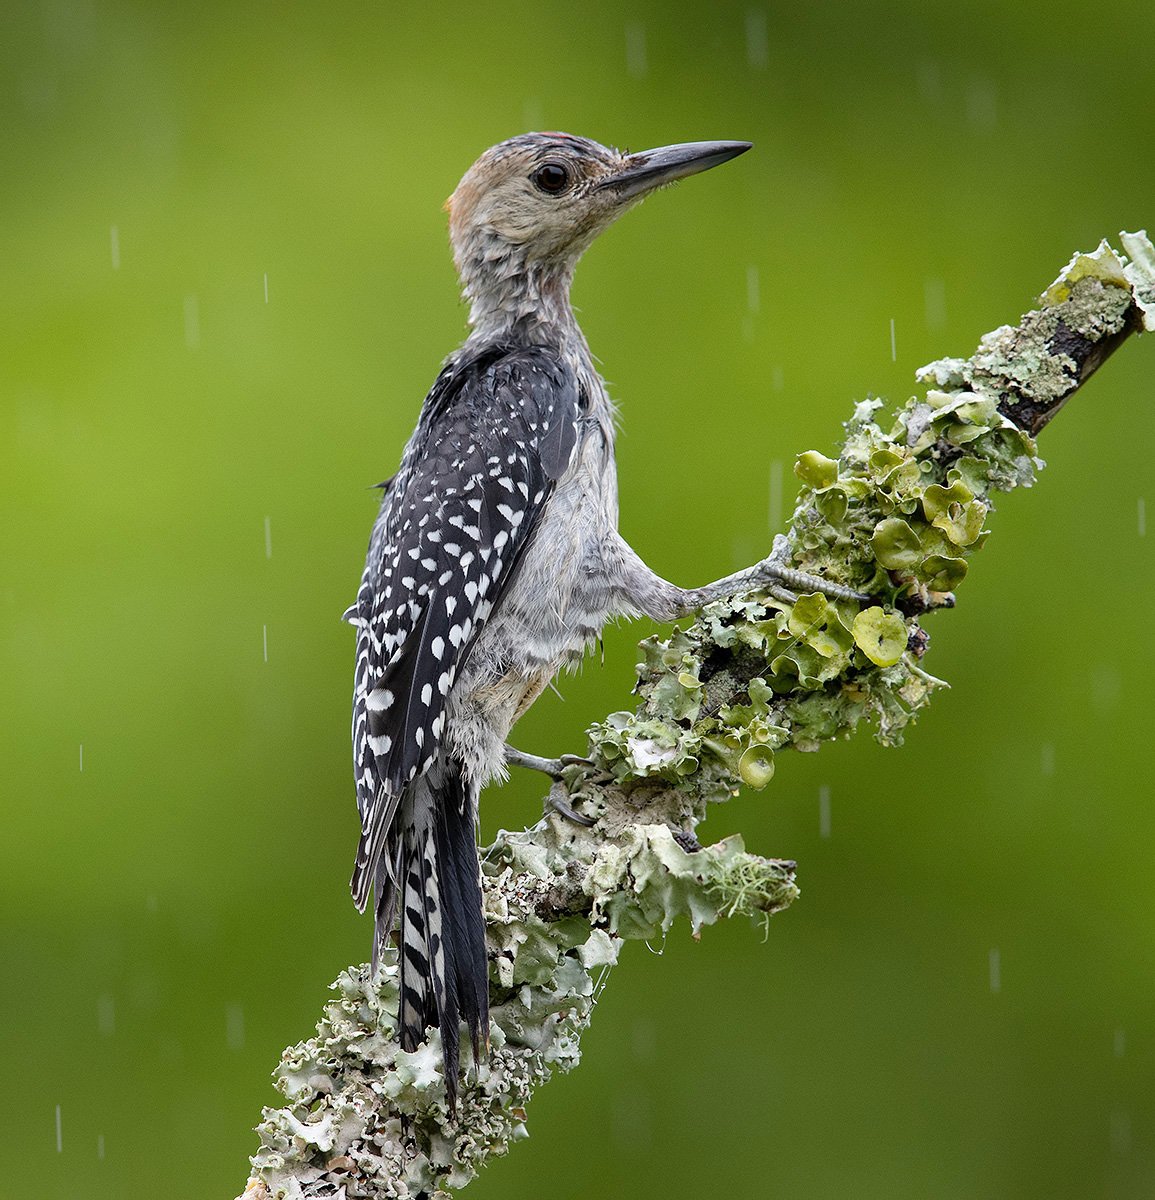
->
left=348, top=344, right=581, bottom=907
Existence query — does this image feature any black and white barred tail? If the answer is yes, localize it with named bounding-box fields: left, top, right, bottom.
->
left=352, top=759, right=489, bottom=1110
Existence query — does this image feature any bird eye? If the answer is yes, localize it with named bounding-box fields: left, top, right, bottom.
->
left=531, top=162, right=572, bottom=195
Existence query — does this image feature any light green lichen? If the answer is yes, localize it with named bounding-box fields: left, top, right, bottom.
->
left=1043, top=231, right=1155, bottom=331
left=250, top=817, right=795, bottom=1199
left=586, top=232, right=1152, bottom=799
left=243, top=232, right=1151, bottom=1200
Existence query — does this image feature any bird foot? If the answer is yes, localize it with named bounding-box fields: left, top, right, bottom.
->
left=755, top=535, right=871, bottom=604
left=504, top=746, right=597, bottom=826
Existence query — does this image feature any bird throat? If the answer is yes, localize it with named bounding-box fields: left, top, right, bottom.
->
left=459, top=240, right=581, bottom=348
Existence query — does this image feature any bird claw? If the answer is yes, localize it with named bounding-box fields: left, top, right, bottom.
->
left=557, top=753, right=595, bottom=770
left=546, top=783, right=596, bottom=827
left=758, top=536, right=871, bottom=604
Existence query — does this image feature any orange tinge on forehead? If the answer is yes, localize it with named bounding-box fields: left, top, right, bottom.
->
left=443, top=170, right=491, bottom=251
left=443, top=174, right=478, bottom=224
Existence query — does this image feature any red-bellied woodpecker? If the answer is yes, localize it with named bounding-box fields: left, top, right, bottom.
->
left=344, top=133, right=864, bottom=1108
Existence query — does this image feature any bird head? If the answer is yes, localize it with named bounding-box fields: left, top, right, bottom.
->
left=445, top=132, right=751, bottom=328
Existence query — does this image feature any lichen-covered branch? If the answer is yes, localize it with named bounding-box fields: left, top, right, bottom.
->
left=239, top=233, right=1154, bottom=1200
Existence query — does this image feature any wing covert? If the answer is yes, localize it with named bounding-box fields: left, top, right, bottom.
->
left=350, top=345, right=580, bottom=817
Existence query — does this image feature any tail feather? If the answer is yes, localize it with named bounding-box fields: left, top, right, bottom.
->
left=434, top=791, right=489, bottom=1060
left=388, top=761, right=489, bottom=1111
left=398, top=823, right=440, bottom=1050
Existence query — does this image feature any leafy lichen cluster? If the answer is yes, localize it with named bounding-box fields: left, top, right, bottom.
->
left=587, top=366, right=1040, bottom=791
left=249, top=818, right=795, bottom=1198
left=586, top=232, right=1154, bottom=804
left=241, top=232, right=1153, bottom=1200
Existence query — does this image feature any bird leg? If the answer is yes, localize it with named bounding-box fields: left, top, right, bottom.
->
left=611, top=533, right=869, bottom=622
left=504, top=536, right=866, bottom=815
left=504, top=744, right=592, bottom=777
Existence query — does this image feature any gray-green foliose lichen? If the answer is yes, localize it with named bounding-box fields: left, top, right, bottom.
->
left=246, top=233, right=1151, bottom=1199
left=250, top=819, right=796, bottom=1198
left=585, top=231, right=1153, bottom=797
left=587, top=385, right=1032, bottom=790
left=1043, top=232, right=1155, bottom=333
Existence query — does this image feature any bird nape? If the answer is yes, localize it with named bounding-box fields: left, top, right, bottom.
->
left=344, top=131, right=863, bottom=1112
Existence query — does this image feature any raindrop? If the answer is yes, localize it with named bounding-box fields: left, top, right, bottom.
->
left=1139, top=497, right=1146, bottom=537
left=146, top=894, right=158, bottom=914
left=890, top=317, right=897, bottom=362
left=632, top=1017, right=656, bottom=1060
left=1040, top=742, right=1055, bottom=776
left=264, top=516, right=272, bottom=559
left=19, top=71, right=58, bottom=113
left=79, top=743, right=84, bottom=772
left=612, top=1088, right=653, bottom=1153
left=767, top=460, right=783, bottom=532
left=988, top=947, right=1001, bottom=993
left=625, top=23, right=647, bottom=79
left=98, top=993, right=115, bottom=1036
left=184, top=295, right=201, bottom=349
left=643, top=931, right=667, bottom=955
left=746, top=264, right=760, bottom=315
left=771, top=365, right=784, bottom=392
left=110, top=225, right=120, bottom=270
left=924, top=278, right=946, bottom=331
left=522, top=98, right=544, bottom=131
left=263, top=272, right=269, bottom=304
left=97, top=1134, right=105, bottom=1160
left=227, top=1004, right=245, bottom=1050
left=1090, top=665, right=1121, bottom=713
left=55, top=1104, right=62, bottom=1153
left=966, top=77, right=998, bottom=130
left=1110, top=1109, right=1131, bottom=1155
left=745, top=9, right=768, bottom=69
left=1114, top=1027, right=1126, bottom=1058
left=263, top=624, right=269, bottom=663
left=818, top=785, right=831, bottom=838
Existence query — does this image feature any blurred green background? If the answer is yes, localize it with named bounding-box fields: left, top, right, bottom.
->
left=3, top=2, right=1154, bottom=1197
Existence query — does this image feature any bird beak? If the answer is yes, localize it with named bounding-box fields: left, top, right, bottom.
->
left=598, top=140, right=752, bottom=200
